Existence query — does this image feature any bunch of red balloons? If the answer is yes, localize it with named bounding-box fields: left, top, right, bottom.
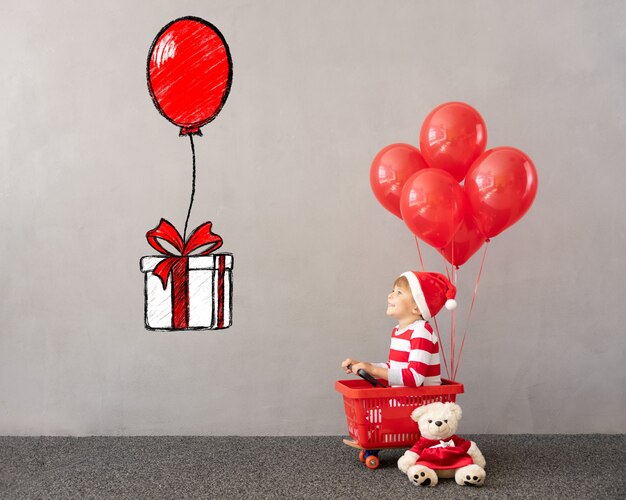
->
left=370, top=102, right=538, bottom=267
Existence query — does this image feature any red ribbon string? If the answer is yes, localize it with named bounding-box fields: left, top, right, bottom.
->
left=415, top=235, right=451, bottom=379
left=450, top=265, right=457, bottom=379
left=414, top=235, right=425, bottom=272
left=146, top=218, right=223, bottom=289
left=453, top=241, right=489, bottom=380
left=432, top=315, right=450, bottom=380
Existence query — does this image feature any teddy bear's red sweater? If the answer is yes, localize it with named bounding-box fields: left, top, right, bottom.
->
left=409, top=435, right=474, bottom=470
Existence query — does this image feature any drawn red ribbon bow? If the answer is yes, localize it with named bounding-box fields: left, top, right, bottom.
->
left=146, top=218, right=223, bottom=289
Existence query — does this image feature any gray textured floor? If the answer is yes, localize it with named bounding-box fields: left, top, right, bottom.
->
left=0, top=435, right=624, bottom=499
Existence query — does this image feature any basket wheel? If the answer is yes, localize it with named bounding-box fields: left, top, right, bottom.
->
left=358, top=450, right=366, bottom=462
left=365, top=455, right=380, bottom=470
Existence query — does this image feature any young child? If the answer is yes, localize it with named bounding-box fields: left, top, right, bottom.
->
left=342, top=271, right=457, bottom=387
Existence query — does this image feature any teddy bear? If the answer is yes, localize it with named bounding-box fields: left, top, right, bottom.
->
left=397, top=401, right=486, bottom=487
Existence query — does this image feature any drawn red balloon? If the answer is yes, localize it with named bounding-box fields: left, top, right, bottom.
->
left=370, top=144, right=429, bottom=219
left=464, top=147, right=538, bottom=238
left=439, top=209, right=485, bottom=267
left=400, top=169, right=466, bottom=249
left=419, top=102, right=487, bottom=182
left=147, top=17, right=232, bottom=136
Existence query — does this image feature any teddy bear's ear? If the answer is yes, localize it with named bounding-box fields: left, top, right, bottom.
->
left=447, top=402, right=462, bottom=421
left=411, top=406, right=428, bottom=422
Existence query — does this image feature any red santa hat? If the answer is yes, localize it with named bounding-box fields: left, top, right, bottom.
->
left=400, top=271, right=457, bottom=320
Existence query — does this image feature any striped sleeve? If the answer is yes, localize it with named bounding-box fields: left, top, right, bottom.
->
left=372, top=362, right=390, bottom=369
left=394, top=323, right=439, bottom=387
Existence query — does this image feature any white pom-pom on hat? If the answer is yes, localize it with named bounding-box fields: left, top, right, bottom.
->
left=445, top=298, right=457, bottom=311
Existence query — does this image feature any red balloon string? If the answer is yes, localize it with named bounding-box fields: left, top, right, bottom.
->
left=450, top=264, right=457, bottom=379
left=453, top=241, right=489, bottom=380
left=415, top=235, right=450, bottom=379
left=448, top=239, right=456, bottom=379
left=414, top=235, right=425, bottom=271
left=443, top=258, right=451, bottom=281
left=432, top=315, right=450, bottom=380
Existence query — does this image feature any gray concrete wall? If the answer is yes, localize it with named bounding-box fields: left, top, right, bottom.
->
left=1, top=0, right=624, bottom=435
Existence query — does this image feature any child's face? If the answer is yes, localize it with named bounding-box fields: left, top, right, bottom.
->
left=387, top=284, right=420, bottom=321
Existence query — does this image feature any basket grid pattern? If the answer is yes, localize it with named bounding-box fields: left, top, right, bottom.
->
left=337, top=379, right=463, bottom=450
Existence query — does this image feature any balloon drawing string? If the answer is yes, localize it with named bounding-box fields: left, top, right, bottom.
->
left=183, top=134, right=197, bottom=242
left=453, top=241, right=489, bottom=380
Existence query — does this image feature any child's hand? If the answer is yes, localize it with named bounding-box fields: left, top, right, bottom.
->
left=341, top=358, right=359, bottom=374
left=343, top=360, right=389, bottom=382
left=350, top=362, right=373, bottom=376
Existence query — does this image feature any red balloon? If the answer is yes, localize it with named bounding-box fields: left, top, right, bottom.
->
left=370, top=144, right=429, bottom=219
left=400, top=169, right=466, bottom=249
left=419, top=102, right=487, bottom=182
left=147, top=17, right=232, bottom=136
left=439, top=209, right=485, bottom=267
left=464, top=147, right=538, bottom=238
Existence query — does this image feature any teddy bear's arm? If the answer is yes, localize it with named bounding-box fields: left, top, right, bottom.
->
left=468, top=441, right=486, bottom=469
left=397, top=450, right=419, bottom=473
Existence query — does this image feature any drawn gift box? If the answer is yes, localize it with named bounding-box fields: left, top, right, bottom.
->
left=140, top=219, right=233, bottom=331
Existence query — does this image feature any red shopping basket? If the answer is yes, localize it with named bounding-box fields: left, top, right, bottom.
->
left=335, top=378, right=464, bottom=450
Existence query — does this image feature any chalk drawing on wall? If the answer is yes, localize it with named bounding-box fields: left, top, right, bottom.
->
left=139, top=16, right=234, bottom=331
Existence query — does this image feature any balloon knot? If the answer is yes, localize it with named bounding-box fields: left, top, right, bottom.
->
left=180, top=127, right=203, bottom=137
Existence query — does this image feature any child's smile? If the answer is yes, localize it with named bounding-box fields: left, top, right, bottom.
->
left=387, top=285, right=419, bottom=320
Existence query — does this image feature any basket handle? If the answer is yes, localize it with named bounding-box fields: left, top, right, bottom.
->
left=357, top=369, right=386, bottom=387
left=348, top=364, right=386, bottom=387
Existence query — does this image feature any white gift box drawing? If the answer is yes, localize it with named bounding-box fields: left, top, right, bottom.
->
left=140, top=253, right=233, bottom=330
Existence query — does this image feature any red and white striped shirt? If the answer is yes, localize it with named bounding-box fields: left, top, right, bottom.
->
left=375, top=320, right=441, bottom=387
